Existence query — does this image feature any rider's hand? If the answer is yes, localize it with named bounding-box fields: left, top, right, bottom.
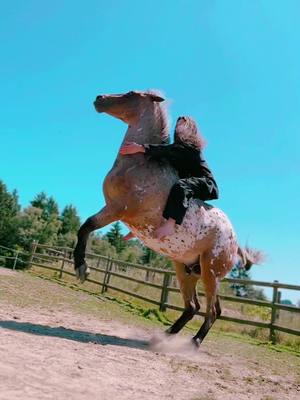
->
left=119, top=142, right=145, bottom=155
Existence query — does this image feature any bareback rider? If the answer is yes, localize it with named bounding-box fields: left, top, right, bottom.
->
left=120, top=116, right=219, bottom=239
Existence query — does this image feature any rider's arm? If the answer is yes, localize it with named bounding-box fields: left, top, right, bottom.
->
left=144, top=143, right=188, bottom=163
left=146, top=143, right=219, bottom=200
left=120, top=142, right=189, bottom=162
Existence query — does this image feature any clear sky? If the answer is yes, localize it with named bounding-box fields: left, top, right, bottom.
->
left=1, top=1, right=299, bottom=302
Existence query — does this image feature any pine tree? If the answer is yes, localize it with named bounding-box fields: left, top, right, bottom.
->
left=60, top=205, right=80, bottom=235
left=105, top=222, right=125, bottom=253
left=142, top=247, right=155, bottom=264
left=31, top=192, right=59, bottom=219
left=57, top=205, right=81, bottom=247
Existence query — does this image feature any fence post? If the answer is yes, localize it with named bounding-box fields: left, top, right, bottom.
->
left=101, top=257, right=112, bottom=294
left=28, top=241, right=38, bottom=267
left=12, top=250, right=19, bottom=270
left=269, top=280, right=279, bottom=344
left=276, top=291, right=282, bottom=320
left=59, top=249, right=67, bottom=279
left=106, top=259, right=113, bottom=289
left=160, top=272, right=171, bottom=312
left=145, top=268, right=150, bottom=282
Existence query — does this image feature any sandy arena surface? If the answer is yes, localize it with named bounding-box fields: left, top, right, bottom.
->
left=0, top=268, right=299, bottom=400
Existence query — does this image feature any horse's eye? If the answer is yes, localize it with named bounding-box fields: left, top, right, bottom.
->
left=126, top=91, right=135, bottom=97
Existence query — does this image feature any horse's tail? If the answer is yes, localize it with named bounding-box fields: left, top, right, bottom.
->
left=237, top=246, right=265, bottom=271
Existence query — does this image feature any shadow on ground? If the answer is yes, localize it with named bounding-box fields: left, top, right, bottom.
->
left=0, top=320, right=149, bottom=350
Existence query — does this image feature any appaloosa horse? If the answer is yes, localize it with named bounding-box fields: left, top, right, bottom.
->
left=74, top=90, right=262, bottom=347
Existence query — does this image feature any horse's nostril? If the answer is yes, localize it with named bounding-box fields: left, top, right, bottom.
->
left=96, top=95, right=104, bottom=101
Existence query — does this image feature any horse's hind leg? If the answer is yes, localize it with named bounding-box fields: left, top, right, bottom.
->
left=167, top=261, right=200, bottom=335
left=192, top=255, right=223, bottom=347
left=74, top=206, right=116, bottom=282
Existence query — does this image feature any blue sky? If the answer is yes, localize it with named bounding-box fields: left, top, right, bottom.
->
left=1, top=1, right=299, bottom=302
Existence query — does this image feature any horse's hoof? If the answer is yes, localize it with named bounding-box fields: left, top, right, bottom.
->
left=75, top=263, right=90, bottom=283
left=191, top=337, right=201, bottom=349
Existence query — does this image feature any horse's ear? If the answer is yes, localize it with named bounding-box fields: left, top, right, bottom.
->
left=149, top=93, right=165, bottom=102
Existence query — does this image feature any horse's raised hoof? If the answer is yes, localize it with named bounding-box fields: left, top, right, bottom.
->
left=75, top=263, right=90, bottom=283
left=191, top=337, right=201, bottom=349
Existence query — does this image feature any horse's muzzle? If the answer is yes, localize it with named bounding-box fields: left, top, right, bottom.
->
left=94, top=100, right=104, bottom=113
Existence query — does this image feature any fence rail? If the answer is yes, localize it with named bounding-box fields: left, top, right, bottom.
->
left=1, top=242, right=299, bottom=344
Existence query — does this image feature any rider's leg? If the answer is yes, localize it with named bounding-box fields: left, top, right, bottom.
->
left=155, top=181, right=191, bottom=239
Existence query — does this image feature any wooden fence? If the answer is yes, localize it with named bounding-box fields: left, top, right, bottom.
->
left=1, top=242, right=300, bottom=344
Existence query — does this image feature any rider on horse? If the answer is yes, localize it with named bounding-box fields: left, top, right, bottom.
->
left=120, top=116, right=219, bottom=239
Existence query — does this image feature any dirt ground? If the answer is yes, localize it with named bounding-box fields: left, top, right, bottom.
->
left=0, top=268, right=299, bottom=400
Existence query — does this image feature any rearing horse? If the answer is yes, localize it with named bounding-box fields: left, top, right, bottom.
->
left=74, top=90, right=262, bottom=347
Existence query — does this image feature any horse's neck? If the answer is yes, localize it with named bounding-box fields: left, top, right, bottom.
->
left=122, top=105, right=168, bottom=145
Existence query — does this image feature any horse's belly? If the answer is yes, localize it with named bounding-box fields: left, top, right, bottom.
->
left=129, top=225, right=198, bottom=264
left=126, top=202, right=237, bottom=266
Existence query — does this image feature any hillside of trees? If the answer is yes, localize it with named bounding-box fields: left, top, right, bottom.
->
left=0, top=179, right=265, bottom=299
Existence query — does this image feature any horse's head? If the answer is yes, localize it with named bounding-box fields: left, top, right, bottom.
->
left=94, top=90, right=165, bottom=124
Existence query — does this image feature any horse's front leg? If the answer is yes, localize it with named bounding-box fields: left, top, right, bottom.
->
left=74, top=206, right=117, bottom=282
left=192, top=255, right=222, bottom=347
left=167, top=261, right=200, bottom=335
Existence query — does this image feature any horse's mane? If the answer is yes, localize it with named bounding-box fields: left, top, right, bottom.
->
left=147, top=90, right=170, bottom=144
